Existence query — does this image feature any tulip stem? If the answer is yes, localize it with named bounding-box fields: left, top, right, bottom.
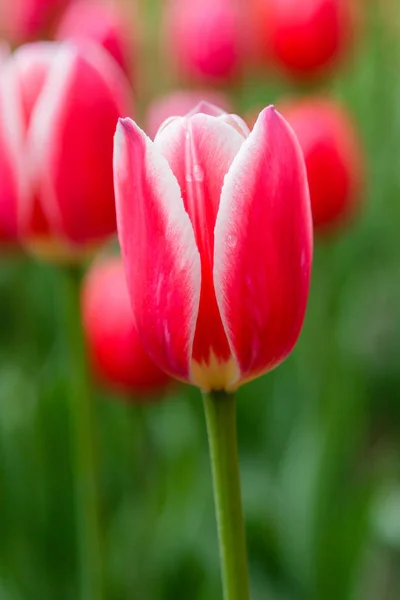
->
left=61, top=266, right=103, bottom=600
left=203, top=391, right=250, bottom=600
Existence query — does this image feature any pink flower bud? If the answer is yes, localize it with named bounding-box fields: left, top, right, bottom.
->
left=0, top=0, right=68, bottom=44
left=251, top=0, right=356, bottom=79
left=0, top=42, right=132, bottom=261
left=145, top=90, right=233, bottom=139
left=82, top=256, right=171, bottom=397
left=56, top=0, right=134, bottom=79
left=114, top=103, right=312, bottom=392
left=281, top=97, right=363, bottom=232
left=164, top=0, right=244, bottom=82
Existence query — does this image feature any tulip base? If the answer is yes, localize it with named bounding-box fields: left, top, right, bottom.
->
left=203, top=391, right=250, bottom=600
left=61, top=266, right=103, bottom=600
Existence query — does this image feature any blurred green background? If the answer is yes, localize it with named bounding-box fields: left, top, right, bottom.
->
left=1, top=1, right=400, bottom=599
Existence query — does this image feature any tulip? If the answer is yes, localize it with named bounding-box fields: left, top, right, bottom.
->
left=56, top=0, right=133, bottom=79
left=281, top=97, right=363, bottom=231
left=0, top=41, right=132, bottom=260
left=146, top=90, right=233, bottom=139
left=0, top=44, right=21, bottom=246
left=114, top=103, right=312, bottom=392
left=251, top=0, right=355, bottom=79
left=82, top=256, right=171, bottom=396
left=164, top=0, right=244, bottom=82
left=0, top=113, right=20, bottom=244
left=0, top=0, right=68, bottom=44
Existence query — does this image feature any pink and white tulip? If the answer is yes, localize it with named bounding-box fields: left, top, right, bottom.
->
left=114, top=103, right=313, bottom=392
left=0, top=41, right=132, bottom=260
left=56, top=0, right=133, bottom=78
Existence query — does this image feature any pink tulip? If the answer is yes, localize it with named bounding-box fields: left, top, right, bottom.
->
left=0, top=43, right=20, bottom=246
left=82, top=256, right=171, bottom=397
left=0, top=0, right=68, bottom=44
left=145, top=90, right=233, bottom=139
left=164, top=0, right=244, bottom=82
left=0, top=102, right=21, bottom=244
left=56, top=0, right=133, bottom=78
left=114, top=103, right=312, bottom=391
left=0, top=41, right=132, bottom=259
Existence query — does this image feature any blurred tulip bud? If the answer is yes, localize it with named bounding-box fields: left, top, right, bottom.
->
left=82, top=256, right=171, bottom=397
left=281, top=97, right=363, bottom=232
left=251, top=0, right=356, bottom=79
left=114, top=103, right=312, bottom=391
left=56, top=0, right=134, bottom=79
left=145, top=90, right=233, bottom=139
left=164, top=0, right=245, bottom=82
left=0, top=41, right=132, bottom=261
left=0, top=44, right=23, bottom=246
left=0, top=0, right=68, bottom=44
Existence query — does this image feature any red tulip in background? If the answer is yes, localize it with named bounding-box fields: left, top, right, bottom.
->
left=164, top=0, right=244, bottom=82
left=82, top=256, right=171, bottom=396
left=0, top=0, right=68, bottom=44
left=0, top=41, right=131, bottom=259
left=145, top=90, right=232, bottom=139
left=114, top=103, right=313, bottom=391
left=282, top=98, right=363, bottom=231
left=251, top=0, right=355, bottom=79
left=56, top=0, right=133, bottom=79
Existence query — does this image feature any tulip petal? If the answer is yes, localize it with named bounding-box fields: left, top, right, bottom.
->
left=214, top=106, right=313, bottom=386
left=146, top=91, right=233, bottom=139
left=186, top=100, right=227, bottom=117
left=155, top=113, right=244, bottom=388
left=12, top=42, right=55, bottom=129
left=28, top=43, right=131, bottom=245
left=114, top=117, right=201, bottom=383
left=10, top=43, right=58, bottom=240
left=0, top=58, right=29, bottom=241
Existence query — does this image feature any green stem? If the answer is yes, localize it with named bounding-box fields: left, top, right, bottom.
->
left=61, top=266, right=103, bottom=600
left=203, top=391, right=250, bottom=600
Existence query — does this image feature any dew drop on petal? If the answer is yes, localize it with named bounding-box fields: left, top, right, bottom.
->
left=193, top=164, right=204, bottom=182
left=227, top=234, right=237, bottom=248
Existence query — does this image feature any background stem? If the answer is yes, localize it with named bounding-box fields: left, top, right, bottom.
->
left=203, top=391, right=250, bottom=600
left=61, top=266, right=103, bottom=600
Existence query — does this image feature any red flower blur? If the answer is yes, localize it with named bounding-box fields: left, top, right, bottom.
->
left=114, top=103, right=313, bottom=391
left=282, top=97, right=363, bottom=231
left=82, top=256, right=171, bottom=397
left=251, top=0, right=356, bottom=79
